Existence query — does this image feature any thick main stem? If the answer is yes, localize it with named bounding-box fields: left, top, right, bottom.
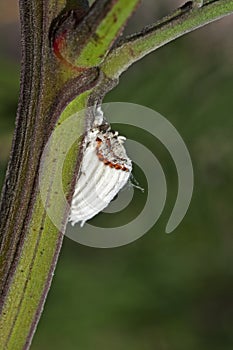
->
left=0, top=1, right=98, bottom=349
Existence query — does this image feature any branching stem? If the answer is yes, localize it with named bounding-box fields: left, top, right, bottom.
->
left=101, top=0, right=233, bottom=78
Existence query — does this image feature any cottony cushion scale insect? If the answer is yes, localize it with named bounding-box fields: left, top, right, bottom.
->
left=69, top=107, right=132, bottom=227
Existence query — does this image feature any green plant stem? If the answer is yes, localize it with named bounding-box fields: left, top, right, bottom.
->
left=0, top=1, right=99, bottom=349
left=101, top=0, right=233, bottom=78
left=55, top=0, right=140, bottom=68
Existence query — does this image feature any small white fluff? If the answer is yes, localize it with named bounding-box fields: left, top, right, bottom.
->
left=69, top=108, right=132, bottom=227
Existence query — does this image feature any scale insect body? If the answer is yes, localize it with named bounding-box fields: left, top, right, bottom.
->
left=69, top=108, right=132, bottom=226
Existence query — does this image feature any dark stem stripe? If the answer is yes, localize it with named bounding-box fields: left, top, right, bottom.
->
left=0, top=0, right=44, bottom=294
left=71, top=0, right=121, bottom=55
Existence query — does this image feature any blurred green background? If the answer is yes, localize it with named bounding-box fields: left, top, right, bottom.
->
left=1, top=1, right=233, bottom=349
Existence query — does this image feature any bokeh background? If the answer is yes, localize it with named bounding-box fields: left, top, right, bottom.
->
left=1, top=1, right=233, bottom=349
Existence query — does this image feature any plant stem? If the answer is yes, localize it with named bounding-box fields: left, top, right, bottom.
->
left=54, top=0, right=140, bottom=68
left=101, top=0, right=233, bottom=78
left=0, top=1, right=99, bottom=348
